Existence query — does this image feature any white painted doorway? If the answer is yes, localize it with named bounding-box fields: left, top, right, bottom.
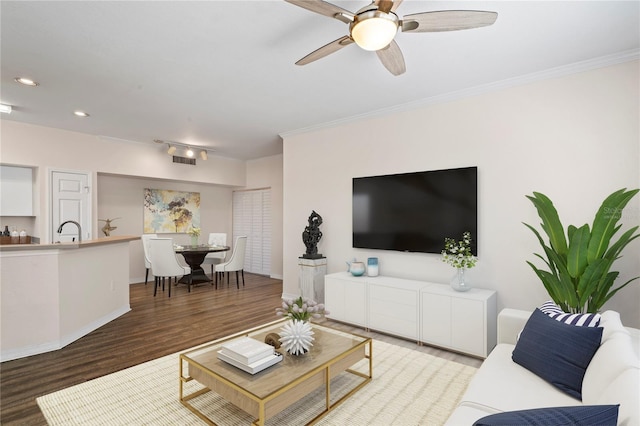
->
left=51, top=170, right=91, bottom=242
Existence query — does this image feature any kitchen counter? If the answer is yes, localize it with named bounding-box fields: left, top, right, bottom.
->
left=1, top=235, right=137, bottom=361
left=0, top=235, right=139, bottom=251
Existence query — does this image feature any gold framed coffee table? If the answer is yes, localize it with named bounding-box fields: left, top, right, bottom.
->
left=179, top=320, right=372, bottom=425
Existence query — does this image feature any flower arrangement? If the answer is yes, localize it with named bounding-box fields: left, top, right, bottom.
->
left=442, top=231, right=477, bottom=269
left=187, top=226, right=200, bottom=237
left=275, top=296, right=329, bottom=322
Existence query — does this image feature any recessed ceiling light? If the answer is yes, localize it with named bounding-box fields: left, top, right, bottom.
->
left=74, top=111, right=90, bottom=117
left=14, top=77, right=39, bottom=87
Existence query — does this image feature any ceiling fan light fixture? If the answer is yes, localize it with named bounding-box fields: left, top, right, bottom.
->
left=351, top=11, right=398, bottom=51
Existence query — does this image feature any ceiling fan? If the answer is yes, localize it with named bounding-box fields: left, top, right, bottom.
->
left=285, top=0, right=498, bottom=76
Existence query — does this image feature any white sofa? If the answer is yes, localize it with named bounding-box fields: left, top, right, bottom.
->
left=445, top=308, right=640, bottom=425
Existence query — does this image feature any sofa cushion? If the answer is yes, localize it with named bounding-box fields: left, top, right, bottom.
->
left=460, top=344, right=582, bottom=412
left=599, top=310, right=631, bottom=343
left=444, top=403, right=501, bottom=426
left=596, top=367, right=640, bottom=426
left=512, top=308, right=602, bottom=400
left=472, top=405, right=619, bottom=426
left=582, top=327, right=638, bottom=404
left=538, top=300, right=601, bottom=327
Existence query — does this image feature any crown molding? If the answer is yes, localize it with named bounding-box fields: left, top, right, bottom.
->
left=280, top=49, right=639, bottom=138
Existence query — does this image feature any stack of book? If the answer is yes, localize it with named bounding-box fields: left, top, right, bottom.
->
left=218, top=336, right=283, bottom=374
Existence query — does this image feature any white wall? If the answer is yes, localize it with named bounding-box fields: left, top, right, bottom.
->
left=97, top=174, right=234, bottom=283
left=1, top=121, right=285, bottom=282
left=282, top=61, right=640, bottom=328
left=0, top=121, right=246, bottom=241
left=246, top=154, right=284, bottom=279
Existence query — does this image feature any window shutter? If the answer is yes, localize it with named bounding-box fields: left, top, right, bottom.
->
left=232, top=189, right=271, bottom=276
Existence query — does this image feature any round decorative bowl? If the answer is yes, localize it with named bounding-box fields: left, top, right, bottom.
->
left=350, top=262, right=366, bottom=276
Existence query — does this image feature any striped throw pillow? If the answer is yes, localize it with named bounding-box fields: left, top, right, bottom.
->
left=539, top=301, right=601, bottom=327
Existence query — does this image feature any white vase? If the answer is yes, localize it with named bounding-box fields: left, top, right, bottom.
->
left=450, top=267, right=471, bottom=292
left=279, top=320, right=314, bottom=355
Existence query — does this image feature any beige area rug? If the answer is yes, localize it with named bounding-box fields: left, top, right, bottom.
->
left=37, top=340, right=478, bottom=425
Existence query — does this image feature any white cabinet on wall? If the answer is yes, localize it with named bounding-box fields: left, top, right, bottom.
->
left=324, top=272, right=497, bottom=358
left=0, top=166, right=33, bottom=216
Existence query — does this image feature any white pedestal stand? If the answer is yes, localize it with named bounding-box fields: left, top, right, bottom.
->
left=298, top=257, right=327, bottom=303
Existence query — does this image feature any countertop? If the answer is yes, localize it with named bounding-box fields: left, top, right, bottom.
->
left=0, top=235, right=140, bottom=251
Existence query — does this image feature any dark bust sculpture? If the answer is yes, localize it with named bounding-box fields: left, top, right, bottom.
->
left=301, top=210, right=324, bottom=259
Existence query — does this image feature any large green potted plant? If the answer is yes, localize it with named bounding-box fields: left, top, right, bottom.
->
left=524, top=188, right=639, bottom=313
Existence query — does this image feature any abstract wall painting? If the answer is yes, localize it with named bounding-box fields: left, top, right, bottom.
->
left=143, top=188, right=200, bottom=233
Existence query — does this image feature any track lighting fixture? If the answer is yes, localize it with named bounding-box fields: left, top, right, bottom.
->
left=153, top=139, right=212, bottom=160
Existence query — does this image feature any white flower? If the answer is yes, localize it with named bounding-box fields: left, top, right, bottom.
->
left=442, top=231, right=477, bottom=269
left=274, top=296, right=329, bottom=322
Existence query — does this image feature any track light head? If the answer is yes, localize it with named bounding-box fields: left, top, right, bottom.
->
left=155, top=139, right=212, bottom=160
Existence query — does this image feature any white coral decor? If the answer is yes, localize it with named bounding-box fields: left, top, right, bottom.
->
left=279, top=320, right=314, bottom=355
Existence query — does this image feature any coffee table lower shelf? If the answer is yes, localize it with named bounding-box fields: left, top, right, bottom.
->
left=180, top=336, right=372, bottom=425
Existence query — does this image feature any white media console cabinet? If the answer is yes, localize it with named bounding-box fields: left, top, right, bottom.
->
left=324, top=272, right=497, bottom=358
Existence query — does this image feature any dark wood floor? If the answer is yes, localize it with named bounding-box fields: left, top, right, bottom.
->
left=1, top=273, right=481, bottom=425
left=0, top=273, right=284, bottom=425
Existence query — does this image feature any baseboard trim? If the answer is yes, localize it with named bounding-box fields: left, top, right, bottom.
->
left=0, top=305, right=131, bottom=362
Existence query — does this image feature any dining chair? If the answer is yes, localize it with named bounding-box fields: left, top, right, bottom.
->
left=141, top=233, right=157, bottom=285
left=214, top=236, right=247, bottom=289
left=201, top=232, right=227, bottom=277
left=148, top=238, right=191, bottom=297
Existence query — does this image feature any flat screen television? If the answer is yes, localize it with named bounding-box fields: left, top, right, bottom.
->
left=352, top=166, right=477, bottom=255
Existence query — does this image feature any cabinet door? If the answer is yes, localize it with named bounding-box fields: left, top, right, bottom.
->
left=451, top=297, right=485, bottom=356
left=324, top=277, right=345, bottom=322
left=421, top=293, right=451, bottom=347
left=370, top=284, right=418, bottom=339
left=0, top=166, right=33, bottom=216
left=344, top=282, right=366, bottom=327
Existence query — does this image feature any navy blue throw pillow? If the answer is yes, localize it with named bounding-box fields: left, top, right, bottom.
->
left=473, top=405, right=619, bottom=426
left=512, top=308, right=602, bottom=400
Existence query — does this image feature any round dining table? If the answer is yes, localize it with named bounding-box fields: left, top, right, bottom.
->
left=174, top=244, right=230, bottom=287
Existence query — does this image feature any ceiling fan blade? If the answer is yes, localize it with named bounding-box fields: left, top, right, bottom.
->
left=390, top=0, right=404, bottom=12
left=376, top=40, right=406, bottom=76
left=375, top=0, right=403, bottom=13
left=295, top=35, right=354, bottom=66
left=401, top=10, right=498, bottom=33
left=285, top=0, right=354, bottom=23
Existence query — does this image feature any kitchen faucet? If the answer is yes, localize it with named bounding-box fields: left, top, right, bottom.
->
left=57, top=220, right=82, bottom=242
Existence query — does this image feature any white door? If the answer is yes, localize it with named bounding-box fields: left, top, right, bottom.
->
left=51, top=170, right=91, bottom=242
left=232, top=188, right=271, bottom=276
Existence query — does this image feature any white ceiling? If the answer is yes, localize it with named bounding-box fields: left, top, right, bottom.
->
left=1, top=1, right=638, bottom=160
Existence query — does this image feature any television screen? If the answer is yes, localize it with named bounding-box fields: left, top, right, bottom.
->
left=353, top=166, right=477, bottom=254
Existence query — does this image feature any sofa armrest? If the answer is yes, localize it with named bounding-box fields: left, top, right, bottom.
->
left=498, top=308, right=532, bottom=345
